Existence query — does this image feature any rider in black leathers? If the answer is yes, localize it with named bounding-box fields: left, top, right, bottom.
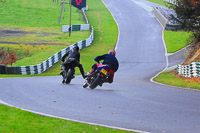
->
left=60, top=46, right=86, bottom=79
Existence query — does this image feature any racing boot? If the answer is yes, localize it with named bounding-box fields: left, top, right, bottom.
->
left=86, top=69, right=95, bottom=77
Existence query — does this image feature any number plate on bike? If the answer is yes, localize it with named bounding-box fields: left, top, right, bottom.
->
left=101, top=68, right=108, bottom=75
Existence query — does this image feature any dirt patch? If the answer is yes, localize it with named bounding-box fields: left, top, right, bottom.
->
left=0, top=26, right=67, bottom=46
left=0, top=41, right=67, bottom=46
left=183, top=42, right=200, bottom=65
left=0, top=29, right=32, bottom=38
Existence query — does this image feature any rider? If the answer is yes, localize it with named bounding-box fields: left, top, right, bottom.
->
left=60, top=46, right=86, bottom=79
left=88, top=49, right=119, bottom=83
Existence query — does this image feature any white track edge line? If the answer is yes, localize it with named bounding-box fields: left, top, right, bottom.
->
left=0, top=99, right=150, bottom=133
left=150, top=16, right=169, bottom=83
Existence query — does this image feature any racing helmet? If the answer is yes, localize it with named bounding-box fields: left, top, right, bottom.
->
left=108, top=49, right=116, bottom=56
left=73, top=46, right=79, bottom=51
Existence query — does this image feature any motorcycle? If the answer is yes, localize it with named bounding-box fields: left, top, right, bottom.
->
left=61, top=58, right=76, bottom=84
left=83, top=62, right=111, bottom=89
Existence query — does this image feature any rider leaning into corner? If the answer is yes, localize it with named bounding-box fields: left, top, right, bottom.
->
left=88, top=49, right=119, bottom=83
left=60, top=46, right=86, bottom=79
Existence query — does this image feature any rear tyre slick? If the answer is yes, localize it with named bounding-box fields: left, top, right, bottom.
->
left=65, top=70, right=74, bottom=84
left=89, top=74, right=101, bottom=89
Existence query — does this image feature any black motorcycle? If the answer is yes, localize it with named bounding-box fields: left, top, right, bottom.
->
left=61, top=58, right=76, bottom=84
left=83, top=62, right=110, bottom=89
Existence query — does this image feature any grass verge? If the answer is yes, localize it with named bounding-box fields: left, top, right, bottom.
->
left=164, top=30, right=191, bottom=53
left=147, top=0, right=169, bottom=6
left=154, top=72, right=200, bottom=90
left=0, top=104, right=133, bottom=133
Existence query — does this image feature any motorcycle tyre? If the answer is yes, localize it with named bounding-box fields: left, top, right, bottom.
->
left=65, top=69, right=74, bottom=84
left=83, top=81, right=88, bottom=88
left=89, top=74, right=102, bottom=89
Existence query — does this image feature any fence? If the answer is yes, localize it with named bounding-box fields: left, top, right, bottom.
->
left=0, top=9, right=94, bottom=75
left=177, top=62, right=200, bottom=77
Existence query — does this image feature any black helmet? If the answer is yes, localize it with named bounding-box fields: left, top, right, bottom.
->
left=73, top=46, right=79, bottom=51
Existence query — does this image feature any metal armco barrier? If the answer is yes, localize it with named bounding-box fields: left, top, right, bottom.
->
left=0, top=65, right=7, bottom=74
left=0, top=9, right=94, bottom=75
left=168, top=0, right=177, bottom=4
left=177, top=62, right=200, bottom=77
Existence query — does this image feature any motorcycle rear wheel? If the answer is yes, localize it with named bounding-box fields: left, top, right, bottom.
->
left=89, top=74, right=101, bottom=89
left=65, top=69, right=74, bottom=84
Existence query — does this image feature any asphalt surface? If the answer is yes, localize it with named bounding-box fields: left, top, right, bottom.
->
left=1, top=0, right=200, bottom=133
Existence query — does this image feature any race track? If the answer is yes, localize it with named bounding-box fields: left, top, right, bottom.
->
left=1, top=0, right=200, bottom=133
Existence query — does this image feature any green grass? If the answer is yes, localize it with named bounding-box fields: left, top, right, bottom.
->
left=0, top=44, right=66, bottom=66
left=147, top=0, right=169, bottom=6
left=164, top=30, right=191, bottom=53
left=0, top=104, right=133, bottom=133
left=0, top=0, right=84, bottom=27
left=154, top=72, right=200, bottom=90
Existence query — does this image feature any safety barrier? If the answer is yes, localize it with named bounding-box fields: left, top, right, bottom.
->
left=0, top=9, right=94, bottom=75
left=177, top=62, right=200, bottom=77
left=168, top=0, right=177, bottom=4
left=152, top=7, right=181, bottom=31
left=62, top=24, right=90, bottom=32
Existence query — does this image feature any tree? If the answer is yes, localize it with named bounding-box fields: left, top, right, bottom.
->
left=169, top=0, right=200, bottom=64
left=0, top=49, right=17, bottom=66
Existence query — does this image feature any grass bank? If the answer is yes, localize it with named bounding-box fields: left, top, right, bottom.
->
left=164, top=30, right=191, bottom=53
left=0, top=0, right=118, bottom=77
left=0, top=0, right=91, bottom=76
left=0, top=0, right=84, bottom=27
left=154, top=72, right=200, bottom=90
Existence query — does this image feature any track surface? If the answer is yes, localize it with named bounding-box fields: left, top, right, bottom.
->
left=1, top=0, right=200, bottom=133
